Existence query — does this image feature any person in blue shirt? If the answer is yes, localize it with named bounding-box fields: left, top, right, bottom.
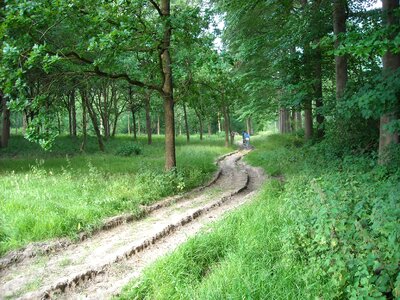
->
left=243, top=131, right=250, bottom=149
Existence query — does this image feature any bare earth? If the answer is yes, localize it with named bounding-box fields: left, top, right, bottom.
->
left=0, top=150, right=265, bottom=300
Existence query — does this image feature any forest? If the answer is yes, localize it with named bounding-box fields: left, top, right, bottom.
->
left=0, top=0, right=399, bottom=299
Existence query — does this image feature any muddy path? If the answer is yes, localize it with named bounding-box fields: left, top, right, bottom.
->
left=0, top=150, right=265, bottom=300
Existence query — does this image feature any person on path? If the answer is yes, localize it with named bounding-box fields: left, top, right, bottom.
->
left=243, top=131, right=250, bottom=149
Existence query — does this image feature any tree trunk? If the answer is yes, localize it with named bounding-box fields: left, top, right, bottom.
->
left=111, top=112, right=119, bottom=137
left=145, top=91, right=152, bottom=145
left=304, top=100, right=313, bottom=139
left=22, top=112, right=27, bottom=135
left=81, top=90, right=104, bottom=151
left=333, top=0, right=348, bottom=100
left=1, top=93, right=11, bottom=148
left=138, top=114, right=141, bottom=136
left=68, top=96, right=72, bottom=136
left=57, top=112, right=62, bottom=135
left=128, top=113, right=131, bottom=135
left=81, top=93, right=87, bottom=151
left=195, top=110, right=203, bottom=141
left=302, top=0, right=313, bottom=140
left=217, top=112, right=221, bottom=133
left=160, top=0, right=176, bottom=170
left=379, top=0, right=400, bottom=160
left=157, top=114, right=160, bottom=135
left=279, top=108, right=290, bottom=134
left=314, top=46, right=324, bottom=138
left=208, top=121, right=212, bottom=137
left=71, top=91, right=77, bottom=137
left=246, top=117, right=252, bottom=135
left=131, top=109, right=137, bottom=141
left=183, top=102, right=190, bottom=142
left=296, top=111, right=302, bottom=130
left=222, top=104, right=229, bottom=147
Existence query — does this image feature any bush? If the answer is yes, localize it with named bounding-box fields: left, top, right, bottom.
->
left=115, top=144, right=142, bottom=156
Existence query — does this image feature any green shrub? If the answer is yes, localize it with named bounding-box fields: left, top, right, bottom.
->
left=115, top=144, right=142, bottom=156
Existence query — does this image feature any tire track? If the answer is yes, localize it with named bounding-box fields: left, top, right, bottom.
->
left=0, top=151, right=265, bottom=300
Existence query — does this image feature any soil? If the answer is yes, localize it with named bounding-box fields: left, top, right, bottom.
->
left=0, top=150, right=265, bottom=300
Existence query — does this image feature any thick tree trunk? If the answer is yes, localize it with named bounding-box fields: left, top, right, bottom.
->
left=333, top=0, right=348, bottom=100
left=183, top=102, right=190, bottom=142
left=314, top=46, right=324, bottom=138
left=301, top=0, right=313, bottom=140
left=379, top=0, right=400, bottom=160
left=296, top=111, right=302, bottom=130
left=163, top=94, right=176, bottom=170
left=217, top=113, right=221, bottom=133
left=1, top=93, right=11, bottom=148
left=304, top=101, right=313, bottom=139
left=290, top=110, right=295, bottom=132
left=279, top=108, right=290, bottom=134
left=160, top=0, right=176, bottom=170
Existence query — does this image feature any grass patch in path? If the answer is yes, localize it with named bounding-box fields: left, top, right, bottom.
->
left=0, top=135, right=233, bottom=256
left=118, top=180, right=317, bottom=300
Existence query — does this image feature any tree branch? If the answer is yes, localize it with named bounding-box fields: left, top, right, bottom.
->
left=86, top=67, right=163, bottom=93
left=149, top=0, right=162, bottom=16
left=48, top=50, right=163, bottom=93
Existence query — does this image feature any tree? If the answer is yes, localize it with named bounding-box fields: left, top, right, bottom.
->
left=379, top=0, right=400, bottom=159
left=333, top=0, right=349, bottom=100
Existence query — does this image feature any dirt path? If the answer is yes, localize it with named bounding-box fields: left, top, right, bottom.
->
left=0, top=151, right=265, bottom=300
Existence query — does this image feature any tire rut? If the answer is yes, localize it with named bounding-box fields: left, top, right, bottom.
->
left=0, top=151, right=265, bottom=300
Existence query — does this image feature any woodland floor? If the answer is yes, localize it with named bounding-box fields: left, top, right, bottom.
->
left=0, top=148, right=265, bottom=300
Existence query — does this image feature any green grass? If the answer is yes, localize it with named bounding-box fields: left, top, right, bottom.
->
left=0, top=134, right=233, bottom=256
left=117, top=133, right=400, bottom=300
left=118, top=180, right=317, bottom=300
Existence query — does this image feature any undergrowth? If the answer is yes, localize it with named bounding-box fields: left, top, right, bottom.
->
left=0, top=135, right=232, bottom=256
left=118, top=133, right=400, bottom=299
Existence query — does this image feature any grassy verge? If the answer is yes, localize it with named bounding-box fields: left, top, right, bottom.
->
left=0, top=134, right=233, bottom=256
left=118, top=133, right=400, bottom=299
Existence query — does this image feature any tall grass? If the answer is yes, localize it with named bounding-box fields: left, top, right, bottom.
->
left=118, top=133, right=400, bottom=299
left=0, top=134, right=233, bottom=256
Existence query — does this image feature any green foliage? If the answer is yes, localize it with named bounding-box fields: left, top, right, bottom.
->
left=118, top=134, right=400, bottom=299
left=343, top=69, right=400, bottom=122
left=115, top=144, right=142, bottom=156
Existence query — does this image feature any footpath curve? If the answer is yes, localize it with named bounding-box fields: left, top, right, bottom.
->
left=0, top=150, right=265, bottom=300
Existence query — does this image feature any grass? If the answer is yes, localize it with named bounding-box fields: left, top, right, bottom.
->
left=117, top=133, right=400, bottom=300
left=0, top=134, right=233, bottom=256
left=118, top=180, right=314, bottom=300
